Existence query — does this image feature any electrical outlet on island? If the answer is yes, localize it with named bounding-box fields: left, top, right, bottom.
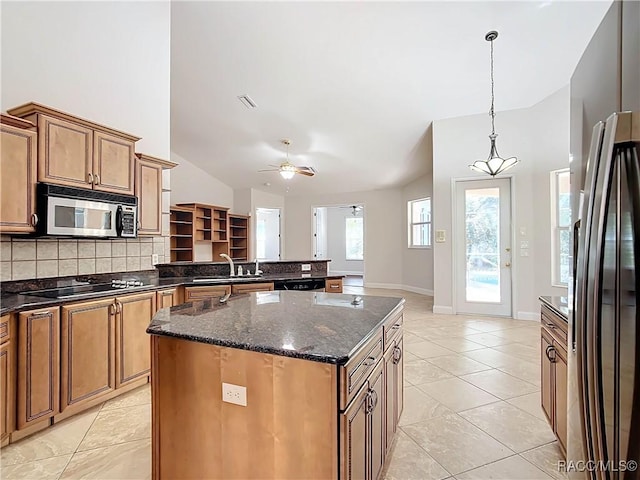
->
left=222, top=382, right=247, bottom=406
left=301, top=264, right=311, bottom=271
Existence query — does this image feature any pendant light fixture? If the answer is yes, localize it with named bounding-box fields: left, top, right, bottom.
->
left=280, top=140, right=296, bottom=179
left=469, top=30, right=518, bottom=176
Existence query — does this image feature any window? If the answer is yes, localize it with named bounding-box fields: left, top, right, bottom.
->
left=551, top=169, right=571, bottom=286
left=408, top=197, right=431, bottom=247
left=345, top=217, right=363, bottom=260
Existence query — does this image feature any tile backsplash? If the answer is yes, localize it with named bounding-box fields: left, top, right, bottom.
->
left=0, top=236, right=171, bottom=281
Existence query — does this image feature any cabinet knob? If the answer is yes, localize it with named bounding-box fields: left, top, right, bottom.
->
left=363, top=356, right=377, bottom=367
left=545, top=345, right=557, bottom=363
left=88, top=173, right=94, bottom=184
left=366, top=389, right=378, bottom=413
left=94, top=174, right=100, bottom=185
left=31, top=213, right=39, bottom=227
left=393, top=346, right=403, bottom=364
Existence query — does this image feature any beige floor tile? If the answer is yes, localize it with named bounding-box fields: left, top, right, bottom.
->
left=520, top=442, right=568, bottom=480
left=464, top=320, right=515, bottom=333
left=60, top=438, right=151, bottom=479
left=402, top=413, right=513, bottom=475
left=0, top=454, right=72, bottom=479
left=462, top=332, right=513, bottom=347
left=1, top=406, right=100, bottom=466
left=493, top=342, right=540, bottom=363
left=403, top=350, right=421, bottom=363
left=101, top=384, right=151, bottom=411
left=498, top=357, right=541, bottom=387
left=456, top=454, right=553, bottom=480
left=398, top=386, right=453, bottom=426
left=430, top=337, right=486, bottom=353
left=383, top=430, right=450, bottom=480
left=77, top=404, right=150, bottom=452
left=460, top=370, right=539, bottom=400
left=416, top=377, right=500, bottom=412
left=405, top=341, right=454, bottom=359
left=403, top=332, right=424, bottom=345
left=426, top=354, right=493, bottom=376
left=492, top=325, right=541, bottom=341
left=506, top=392, right=547, bottom=421
left=459, top=402, right=556, bottom=452
left=462, top=348, right=523, bottom=369
left=404, top=360, right=454, bottom=385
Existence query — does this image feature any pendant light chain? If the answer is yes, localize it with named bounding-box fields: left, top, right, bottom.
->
left=489, top=36, right=495, bottom=136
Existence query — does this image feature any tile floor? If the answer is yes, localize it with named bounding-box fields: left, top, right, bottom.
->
left=0, top=287, right=567, bottom=479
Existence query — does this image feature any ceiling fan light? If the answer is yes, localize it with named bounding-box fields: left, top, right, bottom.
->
left=280, top=165, right=296, bottom=180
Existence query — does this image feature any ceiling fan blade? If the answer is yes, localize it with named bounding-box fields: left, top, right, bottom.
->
left=295, top=166, right=316, bottom=177
left=258, top=168, right=279, bottom=173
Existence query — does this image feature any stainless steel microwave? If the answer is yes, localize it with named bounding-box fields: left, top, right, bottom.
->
left=37, top=183, right=137, bottom=238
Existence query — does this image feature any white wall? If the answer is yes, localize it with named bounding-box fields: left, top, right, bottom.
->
left=284, top=189, right=403, bottom=287
left=325, top=207, right=364, bottom=275
left=432, top=86, right=569, bottom=318
left=1, top=1, right=171, bottom=159
left=233, top=188, right=285, bottom=260
left=170, top=152, right=234, bottom=207
left=402, top=174, right=434, bottom=295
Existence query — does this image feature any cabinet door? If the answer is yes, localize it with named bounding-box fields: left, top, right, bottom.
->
left=0, top=124, right=37, bottom=233
left=60, top=299, right=116, bottom=411
left=0, top=339, right=15, bottom=443
left=395, top=337, right=404, bottom=427
left=93, top=131, right=135, bottom=195
left=540, top=328, right=554, bottom=425
left=384, top=346, right=396, bottom=454
left=555, top=343, right=568, bottom=454
left=17, top=307, right=60, bottom=429
left=184, top=285, right=231, bottom=302
left=231, top=283, right=274, bottom=294
left=341, top=382, right=369, bottom=480
left=156, top=289, right=178, bottom=310
left=38, top=114, right=93, bottom=188
left=115, top=292, right=155, bottom=387
left=325, top=278, right=343, bottom=293
left=369, top=361, right=385, bottom=480
left=136, top=157, right=162, bottom=235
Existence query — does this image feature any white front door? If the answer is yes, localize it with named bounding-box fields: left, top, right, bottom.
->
left=455, top=178, right=512, bottom=316
left=255, top=208, right=281, bottom=260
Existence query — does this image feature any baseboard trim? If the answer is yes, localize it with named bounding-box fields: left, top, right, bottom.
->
left=516, top=311, right=539, bottom=321
left=365, top=282, right=404, bottom=290
left=401, top=285, right=434, bottom=296
left=433, top=305, right=454, bottom=315
left=328, top=270, right=364, bottom=276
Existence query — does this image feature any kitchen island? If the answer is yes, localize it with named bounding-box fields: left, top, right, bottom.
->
left=147, top=291, right=405, bottom=480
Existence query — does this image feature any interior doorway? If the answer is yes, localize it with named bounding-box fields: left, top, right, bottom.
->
left=313, top=205, right=364, bottom=284
left=255, top=207, right=281, bottom=260
left=454, top=178, right=512, bottom=316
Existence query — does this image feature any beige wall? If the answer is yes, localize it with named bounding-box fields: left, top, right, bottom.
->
left=432, top=86, right=569, bottom=318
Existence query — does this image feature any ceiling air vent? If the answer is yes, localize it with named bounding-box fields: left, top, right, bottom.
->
left=237, top=95, right=257, bottom=109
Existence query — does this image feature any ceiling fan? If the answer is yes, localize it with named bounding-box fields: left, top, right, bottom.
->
left=259, top=139, right=317, bottom=179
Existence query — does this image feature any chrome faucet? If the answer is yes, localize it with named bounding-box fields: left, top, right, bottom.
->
left=254, top=259, right=263, bottom=276
left=220, top=254, right=235, bottom=277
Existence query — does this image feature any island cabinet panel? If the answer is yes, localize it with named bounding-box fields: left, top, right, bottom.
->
left=384, top=336, right=404, bottom=453
left=0, top=120, right=37, bottom=233
left=541, top=328, right=554, bottom=423
left=116, top=292, right=155, bottom=388
left=340, top=329, right=383, bottom=410
left=1, top=314, right=16, bottom=446
left=60, top=299, right=116, bottom=411
left=156, top=289, right=179, bottom=310
left=184, top=285, right=231, bottom=302
left=230, top=282, right=274, bottom=294
left=325, top=278, right=343, bottom=293
left=151, top=336, right=338, bottom=480
left=93, top=131, right=135, bottom=195
left=17, top=307, right=60, bottom=429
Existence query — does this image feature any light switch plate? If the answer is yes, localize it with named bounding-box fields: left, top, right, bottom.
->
left=435, top=230, right=446, bottom=243
left=152, top=254, right=159, bottom=265
left=301, top=264, right=311, bottom=271
left=222, top=382, right=247, bottom=406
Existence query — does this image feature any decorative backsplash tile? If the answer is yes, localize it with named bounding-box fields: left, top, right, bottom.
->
left=0, top=236, right=167, bottom=281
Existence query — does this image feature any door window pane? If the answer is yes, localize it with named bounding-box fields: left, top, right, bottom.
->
left=465, top=187, right=500, bottom=303
left=345, top=217, right=363, bottom=260
left=408, top=197, right=431, bottom=247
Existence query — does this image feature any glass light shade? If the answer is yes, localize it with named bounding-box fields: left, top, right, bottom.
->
left=469, top=134, right=518, bottom=177
left=279, top=163, right=296, bottom=180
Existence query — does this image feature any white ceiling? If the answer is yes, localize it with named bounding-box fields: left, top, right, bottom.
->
left=170, top=1, right=611, bottom=196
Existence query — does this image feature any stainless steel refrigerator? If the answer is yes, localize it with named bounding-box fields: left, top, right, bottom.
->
left=569, top=2, right=640, bottom=479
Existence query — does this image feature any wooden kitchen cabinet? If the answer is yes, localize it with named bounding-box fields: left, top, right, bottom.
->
left=384, top=336, right=403, bottom=453
left=136, top=154, right=177, bottom=236
left=60, top=299, right=116, bottom=412
left=17, top=307, right=60, bottom=430
left=115, top=292, right=156, bottom=388
left=184, top=285, right=231, bottom=302
left=231, top=282, right=274, bottom=294
left=325, top=278, right=343, bottom=293
left=7, top=103, right=140, bottom=195
left=0, top=314, right=16, bottom=446
left=156, top=288, right=180, bottom=309
left=0, top=115, right=38, bottom=233
left=540, top=303, right=568, bottom=457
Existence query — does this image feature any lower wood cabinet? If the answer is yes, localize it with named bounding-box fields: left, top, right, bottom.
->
left=116, top=292, right=155, bottom=388
left=384, top=336, right=403, bottom=452
left=60, top=299, right=116, bottom=411
left=17, top=307, right=60, bottom=429
left=0, top=314, right=15, bottom=446
left=325, top=278, right=343, bottom=293
left=230, top=282, right=274, bottom=294
left=184, top=285, right=231, bottom=302
left=156, top=288, right=179, bottom=309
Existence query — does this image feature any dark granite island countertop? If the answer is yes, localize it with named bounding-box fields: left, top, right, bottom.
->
left=147, top=290, right=405, bottom=365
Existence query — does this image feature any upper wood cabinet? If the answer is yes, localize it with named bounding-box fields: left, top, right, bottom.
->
left=136, top=153, right=176, bottom=236
left=0, top=115, right=38, bottom=233
left=7, top=102, right=139, bottom=195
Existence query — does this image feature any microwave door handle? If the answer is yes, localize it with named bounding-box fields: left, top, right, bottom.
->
left=115, top=206, right=123, bottom=236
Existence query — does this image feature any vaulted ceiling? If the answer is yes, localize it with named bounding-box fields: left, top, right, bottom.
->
left=170, top=1, right=611, bottom=196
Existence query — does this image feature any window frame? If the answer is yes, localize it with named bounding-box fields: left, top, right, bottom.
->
left=408, top=197, right=432, bottom=249
left=345, top=216, right=364, bottom=261
left=551, top=168, right=570, bottom=287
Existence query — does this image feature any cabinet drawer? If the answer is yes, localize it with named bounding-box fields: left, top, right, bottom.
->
left=541, top=305, right=567, bottom=346
left=383, top=310, right=403, bottom=352
left=339, top=329, right=383, bottom=411
left=231, top=283, right=274, bottom=294
left=325, top=278, right=343, bottom=293
left=184, top=285, right=231, bottom=302
left=0, top=314, right=10, bottom=345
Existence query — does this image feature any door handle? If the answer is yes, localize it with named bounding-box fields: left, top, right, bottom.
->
left=505, top=262, right=511, bottom=267
left=88, top=173, right=94, bottom=184
left=31, top=213, right=38, bottom=227
left=94, top=174, right=100, bottom=185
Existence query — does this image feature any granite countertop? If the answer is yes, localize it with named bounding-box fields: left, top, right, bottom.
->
left=0, top=272, right=344, bottom=316
left=147, top=291, right=405, bottom=365
left=539, top=295, right=569, bottom=322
